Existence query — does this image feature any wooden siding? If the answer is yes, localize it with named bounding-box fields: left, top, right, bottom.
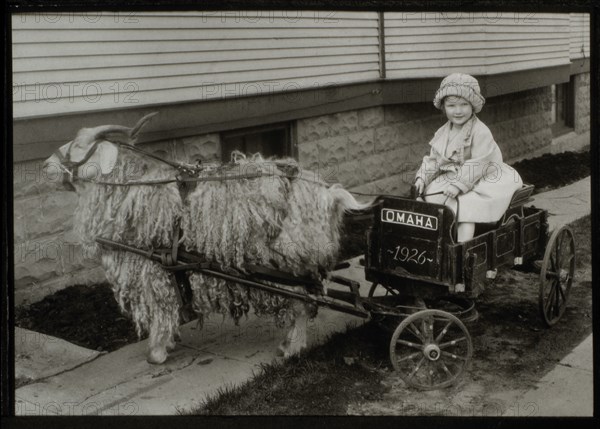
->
left=384, top=12, right=571, bottom=79
left=13, top=11, right=586, bottom=120
left=569, top=13, right=590, bottom=60
left=12, top=11, right=380, bottom=118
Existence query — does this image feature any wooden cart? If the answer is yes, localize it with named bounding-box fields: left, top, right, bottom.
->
left=363, top=184, right=576, bottom=389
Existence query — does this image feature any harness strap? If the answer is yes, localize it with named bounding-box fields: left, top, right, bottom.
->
left=55, top=140, right=102, bottom=169
left=171, top=221, right=180, bottom=269
left=55, top=136, right=331, bottom=189
left=53, top=139, right=103, bottom=189
left=114, top=141, right=192, bottom=171
left=74, top=170, right=329, bottom=187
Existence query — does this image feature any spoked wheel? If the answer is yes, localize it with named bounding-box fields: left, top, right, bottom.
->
left=390, top=309, right=473, bottom=390
left=539, top=226, right=575, bottom=327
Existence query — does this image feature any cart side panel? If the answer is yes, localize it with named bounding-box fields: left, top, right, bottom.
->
left=368, top=197, right=456, bottom=281
left=494, top=221, right=519, bottom=267
left=521, top=207, right=548, bottom=261
left=453, top=233, right=490, bottom=297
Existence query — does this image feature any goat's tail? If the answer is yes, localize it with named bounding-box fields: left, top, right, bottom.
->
left=329, top=184, right=374, bottom=212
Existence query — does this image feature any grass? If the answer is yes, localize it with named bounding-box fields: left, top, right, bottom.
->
left=187, top=321, right=392, bottom=415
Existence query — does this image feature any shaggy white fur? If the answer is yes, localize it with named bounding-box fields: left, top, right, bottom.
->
left=47, top=118, right=370, bottom=364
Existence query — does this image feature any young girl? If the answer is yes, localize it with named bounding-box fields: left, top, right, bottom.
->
left=414, top=73, right=523, bottom=242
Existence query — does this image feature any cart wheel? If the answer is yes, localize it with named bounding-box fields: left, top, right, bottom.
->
left=389, top=309, right=472, bottom=390
left=368, top=282, right=400, bottom=298
left=539, top=226, right=575, bottom=327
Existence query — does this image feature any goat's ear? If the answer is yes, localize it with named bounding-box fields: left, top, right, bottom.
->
left=86, top=141, right=119, bottom=176
left=130, top=112, right=158, bottom=143
left=53, top=140, right=71, bottom=158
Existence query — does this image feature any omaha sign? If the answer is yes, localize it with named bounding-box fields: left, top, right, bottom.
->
left=381, top=208, right=438, bottom=231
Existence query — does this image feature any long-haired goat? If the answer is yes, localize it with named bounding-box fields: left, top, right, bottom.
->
left=44, top=113, right=370, bottom=364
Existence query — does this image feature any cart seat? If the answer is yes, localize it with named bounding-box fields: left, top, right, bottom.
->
left=474, top=184, right=535, bottom=236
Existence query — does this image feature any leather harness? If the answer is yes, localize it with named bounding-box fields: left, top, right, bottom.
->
left=53, top=140, right=102, bottom=191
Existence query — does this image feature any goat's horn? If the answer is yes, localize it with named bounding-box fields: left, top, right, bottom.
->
left=130, top=112, right=158, bottom=140
left=90, top=125, right=133, bottom=144
left=87, top=112, right=158, bottom=144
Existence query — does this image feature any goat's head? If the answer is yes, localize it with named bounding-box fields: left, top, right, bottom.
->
left=44, top=112, right=157, bottom=191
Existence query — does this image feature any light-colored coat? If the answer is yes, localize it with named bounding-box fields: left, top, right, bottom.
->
left=416, top=115, right=523, bottom=223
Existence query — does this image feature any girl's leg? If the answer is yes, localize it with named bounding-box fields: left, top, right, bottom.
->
left=457, top=222, right=475, bottom=242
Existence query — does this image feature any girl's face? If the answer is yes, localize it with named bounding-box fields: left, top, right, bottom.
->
left=443, top=96, right=473, bottom=127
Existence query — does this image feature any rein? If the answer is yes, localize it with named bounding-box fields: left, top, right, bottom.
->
left=59, top=139, right=331, bottom=188
left=117, top=141, right=198, bottom=173
left=75, top=170, right=327, bottom=187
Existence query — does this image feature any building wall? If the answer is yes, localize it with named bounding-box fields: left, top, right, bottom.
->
left=385, top=12, right=572, bottom=78
left=296, top=104, right=433, bottom=197
left=574, top=72, right=590, bottom=134
left=479, top=87, right=554, bottom=162
left=569, top=13, right=590, bottom=59
left=13, top=167, right=103, bottom=305
left=547, top=71, right=591, bottom=155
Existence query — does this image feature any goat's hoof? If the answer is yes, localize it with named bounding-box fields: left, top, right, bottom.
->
left=276, top=339, right=290, bottom=357
left=287, top=344, right=307, bottom=358
left=147, top=348, right=168, bottom=365
left=277, top=339, right=306, bottom=358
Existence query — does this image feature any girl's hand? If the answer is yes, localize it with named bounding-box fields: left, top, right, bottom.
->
left=414, top=178, right=425, bottom=196
left=443, top=184, right=460, bottom=199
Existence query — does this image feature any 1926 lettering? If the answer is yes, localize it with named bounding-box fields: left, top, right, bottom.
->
left=388, top=246, right=434, bottom=265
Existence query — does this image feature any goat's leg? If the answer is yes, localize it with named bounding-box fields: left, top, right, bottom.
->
left=145, top=269, right=181, bottom=364
left=277, top=301, right=309, bottom=358
left=165, top=328, right=180, bottom=352
left=147, top=318, right=172, bottom=364
left=102, top=252, right=180, bottom=365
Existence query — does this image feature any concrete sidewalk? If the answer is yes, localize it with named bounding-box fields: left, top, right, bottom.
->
left=528, top=176, right=590, bottom=231
left=503, top=334, right=594, bottom=417
left=15, top=177, right=592, bottom=416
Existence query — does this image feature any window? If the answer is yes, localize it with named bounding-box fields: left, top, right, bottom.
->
left=550, top=77, right=575, bottom=137
left=220, top=123, right=294, bottom=162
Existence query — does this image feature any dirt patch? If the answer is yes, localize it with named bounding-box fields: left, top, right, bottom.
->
left=15, top=284, right=140, bottom=352
left=511, top=150, right=590, bottom=194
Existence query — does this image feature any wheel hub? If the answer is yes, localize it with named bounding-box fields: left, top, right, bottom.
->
left=559, top=269, right=569, bottom=283
left=423, top=343, right=441, bottom=361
